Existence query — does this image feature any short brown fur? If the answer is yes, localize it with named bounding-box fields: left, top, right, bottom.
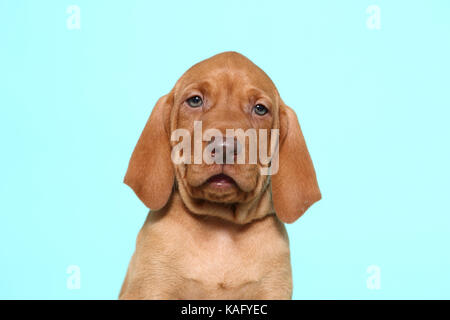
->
left=120, top=52, right=321, bottom=299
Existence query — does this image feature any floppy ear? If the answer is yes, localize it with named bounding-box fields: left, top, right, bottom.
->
left=271, top=103, right=321, bottom=223
left=124, top=94, right=174, bottom=210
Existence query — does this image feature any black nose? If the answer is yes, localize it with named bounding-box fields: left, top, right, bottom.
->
left=208, top=136, right=242, bottom=164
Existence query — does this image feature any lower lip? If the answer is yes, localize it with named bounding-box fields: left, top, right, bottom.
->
left=206, top=174, right=236, bottom=189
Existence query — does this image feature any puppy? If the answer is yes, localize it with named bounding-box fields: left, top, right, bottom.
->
left=119, top=52, right=321, bottom=299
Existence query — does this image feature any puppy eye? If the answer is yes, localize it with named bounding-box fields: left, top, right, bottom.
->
left=186, top=96, right=203, bottom=108
left=253, top=104, right=268, bottom=116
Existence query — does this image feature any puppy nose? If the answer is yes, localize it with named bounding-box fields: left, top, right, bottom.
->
left=208, top=136, right=242, bottom=163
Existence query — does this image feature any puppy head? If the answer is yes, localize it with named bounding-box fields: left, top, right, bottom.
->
left=125, top=52, right=320, bottom=223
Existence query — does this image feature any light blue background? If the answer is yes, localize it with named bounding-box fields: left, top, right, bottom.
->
left=1, top=0, right=449, bottom=299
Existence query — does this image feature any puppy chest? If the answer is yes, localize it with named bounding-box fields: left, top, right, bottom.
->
left=177, top=233, right=284, bottom=292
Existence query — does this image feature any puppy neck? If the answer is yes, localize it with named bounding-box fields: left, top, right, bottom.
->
left=172, top=181, right=276, bottom=225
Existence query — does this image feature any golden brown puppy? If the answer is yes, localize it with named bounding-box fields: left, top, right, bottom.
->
left=120, top=52, right=321, bottom=299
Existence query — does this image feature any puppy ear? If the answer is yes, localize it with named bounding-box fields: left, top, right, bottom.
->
left=271, top=103, right=321, bottom=223
left=124, top=94, right=174, bottom=210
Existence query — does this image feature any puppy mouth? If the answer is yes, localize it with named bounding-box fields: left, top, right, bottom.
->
left=205, top=173, right=237, bottom=189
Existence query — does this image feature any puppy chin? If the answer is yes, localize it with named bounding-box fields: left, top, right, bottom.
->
left=182, top=163, right=262, bottom=204
left=200, top=174, right=241, bottom=202
left=186, top=174, right=241, bottom=203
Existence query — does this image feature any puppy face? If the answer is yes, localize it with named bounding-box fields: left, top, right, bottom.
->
left=170, top=53, right=279, bottom=206
left=125, top=52, right=321, bottom=224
